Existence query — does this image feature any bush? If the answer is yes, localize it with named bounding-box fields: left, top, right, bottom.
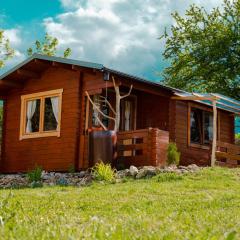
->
left=92, top=162, right=116, bottom=183
left=68, top=164, right=75, bottom=173
left=27, top=166, right=42, bottom=183
left=235, top=133, right=240, bottom=144
left=30, top=181, right=43, bottom=188
left=167, top=142, right=180, bottom=165
left=156, top=173, right=183, bottom=182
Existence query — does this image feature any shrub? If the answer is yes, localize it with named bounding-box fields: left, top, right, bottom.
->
left=167, top=142, right=180, bottom=165
left=27, top=166, right=42, bottom=183
left=68, top=164, right=75, bottom=173
left=30, top=181, right=43, bottom=188
left=92, top=162, right=116, bottom=183
left=156, top=173, right=183, bottom=182
left=235, top=133, right=240, bottom=144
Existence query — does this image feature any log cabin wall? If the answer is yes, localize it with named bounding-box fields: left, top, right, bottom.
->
left=1, top=66, right=81, bottom=172
left=173, top=100, right=235, bottom=166
left=79, top=71, right=106, bottom=169
left=136, top=91, right=170, bottom=131
left=0, top=64, right=106, bottom=172
left=219, top=110, right=235, bottom=144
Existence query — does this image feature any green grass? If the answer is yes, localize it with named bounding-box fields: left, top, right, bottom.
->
left=0, top=167, right=240, bottom=239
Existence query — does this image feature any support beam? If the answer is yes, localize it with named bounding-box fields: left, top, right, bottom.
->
left=34, top=59, right=51, bottom=68
left=72, top=65, right=97, bottom=75
left=17, top=69, right=39, bottom=79
left=211, top=100, right=217, bottom=167
left=0, top=80, right=22, bottom=88
left=171, top=96, right=218, bottom=101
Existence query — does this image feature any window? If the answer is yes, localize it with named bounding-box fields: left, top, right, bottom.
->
left=92, top=95, right=101, bottom=127
left=190, top=107, right=214, bottom=146
left=20, top=89, right=63, bottom=140
left=91, top=94, right=110, bottom=128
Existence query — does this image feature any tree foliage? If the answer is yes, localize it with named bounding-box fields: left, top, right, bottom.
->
left=161, top=0, right=240, bottom=99
left=27, top=33, right=72, bottom=58
left=0, top=30, right=14, bottom=68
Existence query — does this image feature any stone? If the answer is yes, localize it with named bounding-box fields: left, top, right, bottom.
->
left=115, top=178, right=123, bottom=183
left=135, top=166, right=157, bottom=179
left=187, top=164, right=200, bottom=171
left=180, top=169, right=189, bottom=174
left=129, top=166, right=138, bottom=176
left=42, top=172, right=51, bottom=180
left=78, top=175, right=92, bottom=186
left=116, top=169, right=131, bottom=179
left=136, top=169, right=147, bottom=179
left=142, top=166, right=157, bottom=176
left=178, top=166, right=189, bottom=170
left=79, top=171, right=86, bottom=178
left=174, top=169, right=183, bottom=174
left=56, top=177, right=69, bottom=186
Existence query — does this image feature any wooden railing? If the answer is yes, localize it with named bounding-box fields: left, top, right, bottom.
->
left=116, top=128, right=169, bottom=168
left=216, top=141, right=240, bottom=167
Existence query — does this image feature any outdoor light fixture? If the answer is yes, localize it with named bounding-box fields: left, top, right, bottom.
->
left=103, top=71, right=110, bottom=81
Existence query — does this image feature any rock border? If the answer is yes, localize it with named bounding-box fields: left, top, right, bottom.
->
left=0, top=164, right=201, bottom=189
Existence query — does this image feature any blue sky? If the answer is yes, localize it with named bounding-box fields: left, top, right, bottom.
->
left=1, top=0, right=222, bottom=81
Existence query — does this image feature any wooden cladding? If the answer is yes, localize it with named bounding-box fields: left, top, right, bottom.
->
left=2, top=67, right=80, bottom=172
left=175, top=101, right=235, bottom=166
left=117, top=128, right=169, bottom=167
left=216, top=141, right=240, bottom=167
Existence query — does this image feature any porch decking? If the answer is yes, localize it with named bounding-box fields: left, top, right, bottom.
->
left=216, top=141, right=240, bottom=167
left=116, top=128, right=169, bottom=168
left=81, top=128, right=169, bottom=169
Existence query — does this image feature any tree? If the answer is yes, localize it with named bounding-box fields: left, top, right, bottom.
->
left=161, top=0, right=240, bottom=99
left=27, top=33, right=72, bottom=58
left=0, top=30, right=14, bottom=68
left=85, top=77, right=133, bottom=132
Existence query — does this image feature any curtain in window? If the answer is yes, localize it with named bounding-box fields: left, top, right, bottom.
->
left=26, top=100, right=37, bottom=133
left=125, top=101, right=131, bottom=131
left=50, top=97, right=59, bottom=124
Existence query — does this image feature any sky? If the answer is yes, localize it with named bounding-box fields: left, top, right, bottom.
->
left=0, top=0, right=223, bottom=81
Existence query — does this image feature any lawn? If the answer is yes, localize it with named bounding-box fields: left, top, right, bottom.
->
left=0, top=167, right=240, bottom=239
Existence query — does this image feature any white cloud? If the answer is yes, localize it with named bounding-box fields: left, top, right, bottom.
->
left=4, top=28, right=22, bottom=47
left=47, top=0, right=223, bottom=80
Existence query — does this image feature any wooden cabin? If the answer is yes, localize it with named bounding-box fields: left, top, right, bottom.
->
left=0, top=54, right=238, bottom=173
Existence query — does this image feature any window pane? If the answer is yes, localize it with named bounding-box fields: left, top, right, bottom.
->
left=190, top=108, right=202, bottom=144
left=101, top=98, right=110, bottom=128
left=44, top=97, right=58, bottom=131
left=204, top=112, right=213, bottom=144
left=92, top=95, right=101, bottom=127
left=26, top=99, right=40, bottom=133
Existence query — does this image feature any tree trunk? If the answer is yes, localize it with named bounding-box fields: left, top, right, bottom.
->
left=85, top=76, right=132, bottom=132
left=211, top=100, right=217, bottom=167
left=114, top=86, right=121, bottom=132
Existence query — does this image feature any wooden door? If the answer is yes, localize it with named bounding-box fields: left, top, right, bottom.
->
left=120, top=97, right=136, bottom=156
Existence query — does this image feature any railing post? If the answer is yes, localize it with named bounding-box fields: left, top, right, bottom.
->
left=149, top=128, right=158, bottom=166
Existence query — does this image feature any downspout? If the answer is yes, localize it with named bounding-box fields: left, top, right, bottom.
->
left=75, top=71, right=84, bottom=171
